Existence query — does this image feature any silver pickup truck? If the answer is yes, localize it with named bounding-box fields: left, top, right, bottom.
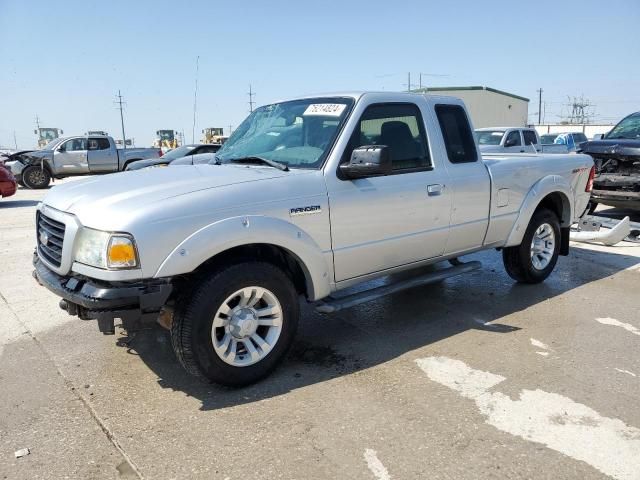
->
left=33, top=92, right=594, bottom=386
left=476, top=127, right=570, bottom=154
left=10, top=135, right=160, bottom=188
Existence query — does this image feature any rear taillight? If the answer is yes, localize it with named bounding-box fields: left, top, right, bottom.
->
left=158, top=150, right=163, bottom=157
left=585, top=165, right=596, bottom=192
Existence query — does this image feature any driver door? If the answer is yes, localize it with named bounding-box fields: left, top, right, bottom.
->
left=326, top=103, right=451, bottom=282
left=53, top=138, right=89, bottom=174
left=503, top=130, right=524, bottom=153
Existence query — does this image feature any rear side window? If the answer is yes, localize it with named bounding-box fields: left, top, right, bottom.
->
left=435, top=105, right=477, bottom=163
left=523, top=130, right=538, bottom=145
left=88, top=138, right=110, bottom=150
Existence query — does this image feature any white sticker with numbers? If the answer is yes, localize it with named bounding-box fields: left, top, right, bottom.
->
left=303, top=103, right=346, bottom=116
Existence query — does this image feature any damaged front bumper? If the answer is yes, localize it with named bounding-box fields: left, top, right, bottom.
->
left=592, top=188, right=640, bottom=210
left=33, top=254, right=172, bottom=334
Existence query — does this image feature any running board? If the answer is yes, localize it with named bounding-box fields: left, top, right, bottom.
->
left=315, top=260, right=481, bottom=314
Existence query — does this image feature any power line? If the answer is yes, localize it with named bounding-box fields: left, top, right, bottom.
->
left=537, top=88, right=543, bottom=124
left=248, top=84, right=256, bottom=113
left=114, top=90, right=127, bottom=149
left=192, top=55, right=199, bottom=144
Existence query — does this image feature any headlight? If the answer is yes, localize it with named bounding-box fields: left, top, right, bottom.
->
left=74, top=228, right=139, bottom=269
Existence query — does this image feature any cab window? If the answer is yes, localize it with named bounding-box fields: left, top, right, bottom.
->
left=88, top=138, right=110, bottom=150
left=344, top=103, right=431, bottom=171
left=62, top=138, right=87, bottom=151
left=505, top=130, right=522, bottom=147
left=435, top=104, right=478, bottom=163
left=522, top=130, right=538, bottom=145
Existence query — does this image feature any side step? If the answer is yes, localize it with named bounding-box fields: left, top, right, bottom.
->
left=315, top=259, right=481, bottom=314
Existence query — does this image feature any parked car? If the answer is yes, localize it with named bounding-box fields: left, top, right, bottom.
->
left=125, top=144, right=222, bottom=170
left=540, top=132, right=588, bottom=152
left=578, top=111, right=640, bottom=210
left=9, top=135, right=161, bottom=189
left=170, top=152, right=217, bottom=166
left=0, top=163, right=17, bottom=199
left=32, top=92, right=594, bottom=386
left=476, top=127, right=568, bottom=154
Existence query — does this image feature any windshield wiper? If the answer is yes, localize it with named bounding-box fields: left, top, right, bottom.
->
left=227, top=156, right=289, bottom=171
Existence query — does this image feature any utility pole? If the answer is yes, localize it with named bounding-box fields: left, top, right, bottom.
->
left=13, top=131, right=18, bottom=149
left=228, top=124, right=233, bottom=136
left=192, top=55, right=200, bottom=143
left=407, top=72, right=411, bottom=92
left=35, top=115, right=41, bottom=130
left=537, top=88, right=543, bottom=124
left=248, top=84, right=255, bottom=113
left=115, top=90, right=127, bottom=149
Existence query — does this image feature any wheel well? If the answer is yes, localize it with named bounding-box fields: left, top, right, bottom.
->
left=123, top=158, right=142, bottom=169
left=183, top=244, right=309, bottom=297
left=535, top=192, right=571, bottom=256
left=536, top=192, right=571, bottom=227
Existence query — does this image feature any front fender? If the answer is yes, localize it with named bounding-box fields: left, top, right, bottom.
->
left=154, top=215, right=332, bottom=300
left=504, top=175, right=573, bottom=247
left=24, top=153, right=54, bottom=174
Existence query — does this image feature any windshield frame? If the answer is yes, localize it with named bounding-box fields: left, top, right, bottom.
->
left=605, top=112, right=640, bottom=140
left=215, top=96, right=356, bottom=170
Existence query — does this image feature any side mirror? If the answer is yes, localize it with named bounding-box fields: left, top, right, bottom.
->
left=57, top=145, right=66, bottom=152
left=340, top=145, right=391, bottom=179
left=504, top=138, right=517, bottom=148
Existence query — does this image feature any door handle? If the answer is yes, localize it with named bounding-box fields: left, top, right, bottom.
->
left=427, top=184, right=444, bottom=196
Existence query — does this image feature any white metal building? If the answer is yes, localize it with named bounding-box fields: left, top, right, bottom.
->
left=414, top=86, right=529, bottom=128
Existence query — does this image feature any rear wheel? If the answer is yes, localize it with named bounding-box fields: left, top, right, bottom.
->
left=502, top=208, right=560, bottom=284
left=22, top=166, right=51, bottom=189
left=171, top=262, right=299, bottom=386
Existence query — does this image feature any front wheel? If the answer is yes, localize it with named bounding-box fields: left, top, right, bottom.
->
left=171, top=262, right=300, bottom=386
left=22, top=166, right=51, bottom=189
left=502, top=208, right=561, bottom=284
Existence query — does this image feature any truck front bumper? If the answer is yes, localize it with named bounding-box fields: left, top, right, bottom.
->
left=33, top=254, right=173, bottom=334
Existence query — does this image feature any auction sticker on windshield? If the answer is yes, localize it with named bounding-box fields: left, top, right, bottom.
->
left=303, top=104, right=347, bottom=116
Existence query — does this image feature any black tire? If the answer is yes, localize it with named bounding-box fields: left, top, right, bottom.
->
left=502, top=208, right=561, bottom=284
left=171, top=262, right=300, bottom=387
left=22, top=166, right=51, bottom=189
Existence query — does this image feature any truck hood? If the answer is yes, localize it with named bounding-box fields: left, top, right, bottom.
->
left=579, top=139, right=640, bottom=160
left=42, top=164, right=291, bottom=216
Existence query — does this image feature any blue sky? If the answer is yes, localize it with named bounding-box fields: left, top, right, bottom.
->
left=1, top=0, right=638, bottom=149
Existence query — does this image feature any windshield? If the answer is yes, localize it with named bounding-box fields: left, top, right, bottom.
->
left=216, top=97, right=354, bottom=169
left=475, top=130, right=505, bottom=145
left=606, top=112, right=640, bottom=139
left=160, top=145, right=197, bottom=161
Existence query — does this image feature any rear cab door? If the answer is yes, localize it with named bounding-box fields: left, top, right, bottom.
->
left=431, top=101, right=491, bottom=255
left=324, top=93, right=452, bottom=283
left=87, top=137, right=117, bottom=172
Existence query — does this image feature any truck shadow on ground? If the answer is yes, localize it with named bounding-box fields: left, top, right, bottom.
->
left=0, top=199, right=40, bottom=208
left=116, top=248, right=638, bottom=411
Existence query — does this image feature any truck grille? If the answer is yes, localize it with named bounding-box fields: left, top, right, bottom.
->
left=37, top=211, right=65, bottom=268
